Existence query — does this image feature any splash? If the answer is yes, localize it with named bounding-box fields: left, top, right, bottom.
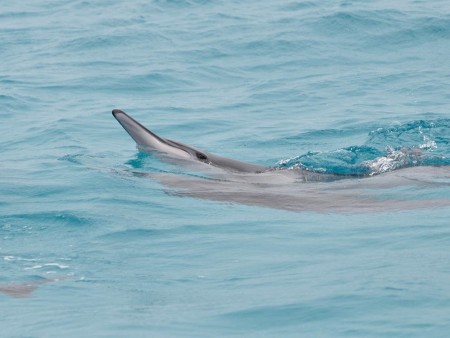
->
left=277, top=119, right=450, bottom=176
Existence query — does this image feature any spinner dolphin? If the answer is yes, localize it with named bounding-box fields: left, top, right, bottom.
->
left=112, top=109, right=269, bottom=173
left=112, top=109, right=450, bottom=212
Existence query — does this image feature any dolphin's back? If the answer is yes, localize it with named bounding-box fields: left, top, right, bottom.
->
left=112, top=109, right=269, bottom=173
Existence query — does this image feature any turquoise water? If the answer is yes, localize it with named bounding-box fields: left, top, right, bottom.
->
left=1, top=0, right=450, bottom=336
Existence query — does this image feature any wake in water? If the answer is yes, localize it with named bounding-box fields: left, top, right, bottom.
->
left=277, top=119, right=450, bottom=176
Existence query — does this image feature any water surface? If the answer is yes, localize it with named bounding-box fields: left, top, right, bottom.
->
left=1, top=0, right=450, bottom=337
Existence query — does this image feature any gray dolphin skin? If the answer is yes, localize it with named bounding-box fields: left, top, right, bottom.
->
left=112, top=109, right=269, bottom=173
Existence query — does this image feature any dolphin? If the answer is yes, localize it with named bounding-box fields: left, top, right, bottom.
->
left=112, top=109, right=269, bottom=173
left=112, top=109, right=348, bottom=182
left=112, top=109, right=450, bottom=212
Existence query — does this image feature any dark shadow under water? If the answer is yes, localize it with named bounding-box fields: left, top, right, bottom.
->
left=0, top=278, right=65, bottom=298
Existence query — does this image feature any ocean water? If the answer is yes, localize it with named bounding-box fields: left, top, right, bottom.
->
left=1, top=0, right=450, bottom=337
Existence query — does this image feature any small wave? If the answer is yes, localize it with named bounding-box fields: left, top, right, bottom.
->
left=373, top=16, right=450, bottom=49
left=24, top=263, right=69, bottom=271
left=4, top=211, right=92, bottom=228
left=277, top=119, right=450, bottom=175
left=362, top=147, right=424, bottom=176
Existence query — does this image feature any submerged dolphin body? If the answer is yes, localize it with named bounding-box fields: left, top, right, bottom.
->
left=112, top=109, right=268, bottom=173
left=0, top=278, right=64, bottom=298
